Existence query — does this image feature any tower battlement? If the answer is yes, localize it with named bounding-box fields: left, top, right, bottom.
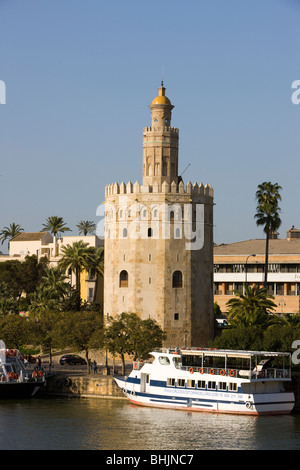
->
left=105, top=180, right=214, bottom=197
left=143, top=126, right=179, bottom=135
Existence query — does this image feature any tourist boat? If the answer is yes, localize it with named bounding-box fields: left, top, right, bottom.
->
left=0, top=348, right=46, bottom=398
left=114, top=348, right=295, bottom=415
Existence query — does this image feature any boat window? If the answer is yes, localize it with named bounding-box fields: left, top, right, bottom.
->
left=229, top=383, right=237, bottom=391
left=207, top=381, right=216, bottom=390
left=159, top=356, right=170, bottom=365
left=187, top=379, right=195, bottom=388
left=167, top=378, right=175, bottom=387
left=177, top=379, right=185, bottom=387
left=197, top=380, right=206, bottom=389
left=173, top=356, right=182, bottom=369
left=218, top=382, right=227, bottom=391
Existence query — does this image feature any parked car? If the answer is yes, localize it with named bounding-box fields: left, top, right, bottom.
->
left=59, top=354, right=87, bottom=366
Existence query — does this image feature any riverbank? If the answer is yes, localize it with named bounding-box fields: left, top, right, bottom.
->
left=39, top=373, right=126, bottom=399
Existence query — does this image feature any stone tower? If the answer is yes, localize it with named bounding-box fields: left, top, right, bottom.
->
left=104, top=83, right=214, bottom=347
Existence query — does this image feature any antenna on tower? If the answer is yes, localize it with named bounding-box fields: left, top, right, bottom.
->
left=178, top=163, right=191, bottom=183
left=161, top=65, right=164, bottom=86
left=180, top=163, right=191, bottom=177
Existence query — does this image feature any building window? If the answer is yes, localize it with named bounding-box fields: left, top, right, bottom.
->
left=172, top=270, right=183, bottom=288
left=148, top=228, right=153, bottom=238
left=88, top=288, right=94, bottom=302
left=174, top=313, right=179, bottom=320
left=119, top=270, right=128, bottom=287
left=122, top=228, right=127, bottom=238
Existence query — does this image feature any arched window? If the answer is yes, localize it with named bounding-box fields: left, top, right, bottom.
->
left=122, top=228, right=127, bottom=238
left=172, top=270, right=183, bottom=288
left=148, top=227, right=153, bottom=238
left=119, top=270, right=128, bottom=287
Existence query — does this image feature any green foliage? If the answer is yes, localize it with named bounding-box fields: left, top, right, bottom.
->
left=41, top=216, right=70, bottom=236
left=0, top=223, right=24, bottom=245
left=226, top=284, right=277, bottom=328
left=254, top=182, right=282, bottom=286
left=56, top=310, right=103, bottom=371
left=76, top=220, right=96, bottom=236
left=58, top=240, right=95, bottom=310
left=104, top=312, right=167, bottom=374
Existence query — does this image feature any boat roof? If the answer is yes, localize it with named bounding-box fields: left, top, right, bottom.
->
left=154, top=348, right=291, bottom=359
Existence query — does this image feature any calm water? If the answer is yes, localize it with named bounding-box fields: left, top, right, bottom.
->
left=0, top=397, right=300, bottom=450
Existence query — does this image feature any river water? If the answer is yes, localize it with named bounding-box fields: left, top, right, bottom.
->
left=0, top=397, right=300, bottom=451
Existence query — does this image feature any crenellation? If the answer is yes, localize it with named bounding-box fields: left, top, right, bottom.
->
left=171, top=181, right=177, bottom=193
left=133, top=181, right=140, bottom=193
left=192, top=182, right=198, bottom=194
left=143, top=126, right=179, bottom=134
left=105, top=180, right=214, bottom=197
left=126, top=181, right=133, bottom=194
left=119, top=182, right=126, bottom=194
left=113, top=182, right=119, bottom=195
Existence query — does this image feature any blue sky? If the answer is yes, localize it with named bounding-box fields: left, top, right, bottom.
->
left=1, top=0, right=299, bottom=251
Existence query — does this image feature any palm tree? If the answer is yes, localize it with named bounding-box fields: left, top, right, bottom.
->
left=42, top=216, right=70, bottom=256
left=39, top=266, right=69, bottom=302
left=76, top=220, right=96, bottom=236
left=255, top=182, right=282, bottom=287
left=88, top=246, right=104, bottom=302
left=58, top=241, right=95, bottom=311
left=226, top=284, right=277, bottom=329
left=0, top=223, right=24, bottom=246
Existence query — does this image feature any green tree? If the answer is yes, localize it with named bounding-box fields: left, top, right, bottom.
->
left=58, top=241, right=95, bottom=311
left=255, top=182, right=282, bottom=286
left=226, top=284, right=277, bottom=329
left=76, top=220, right=96, bottom=236
left=39, top=266, right=69, bottom=302
left=0, top=223, right=24, bottom=247
left=104, top=312, right=167, bottom=374
left=28, top=309, right=62, bottom=368
left=0, top=315, right=29, bottom=349
left=42, top=216, right=70, bottom=256
left=88, top=246, right=104, bottom=303
left=57, top=310, right=103, bottom=372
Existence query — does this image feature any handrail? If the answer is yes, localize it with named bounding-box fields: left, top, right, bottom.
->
left=180, top=366, right=291, bottom=380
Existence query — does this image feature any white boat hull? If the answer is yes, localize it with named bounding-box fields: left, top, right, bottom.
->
left=114, top=348, right=295, bottom=416
left=115, top=376, right=294, bottom=415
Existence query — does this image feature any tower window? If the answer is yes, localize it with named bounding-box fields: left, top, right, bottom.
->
left=122, top=228, right=127, bottom=238
left=174, top=313, right=179, bottom=320
left=172, top=271, right=183, bottom=288
left=119, top=270, right=128, bottom=288
left=148, top=227, right=153, bottom=238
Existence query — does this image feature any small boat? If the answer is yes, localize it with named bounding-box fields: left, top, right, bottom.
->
left=0, top=348, right=46, bottom=398
left=114, top=348, right=295, bottom=415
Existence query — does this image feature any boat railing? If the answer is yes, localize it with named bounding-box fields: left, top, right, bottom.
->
left=181, top=366, right=291, bottom=380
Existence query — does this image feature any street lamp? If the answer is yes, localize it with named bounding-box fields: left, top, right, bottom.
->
left=245, top=254, right=256, bottom=285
